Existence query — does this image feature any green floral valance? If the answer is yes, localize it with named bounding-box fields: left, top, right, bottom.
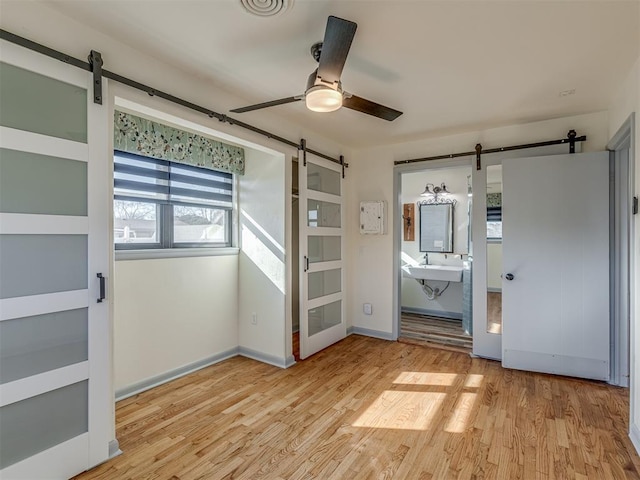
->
left=487, top=193, right=502, bottom=207
left=114, top=111, right=245, bottom=175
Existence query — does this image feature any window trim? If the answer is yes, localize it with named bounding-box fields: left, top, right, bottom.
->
left=115, top=246, right=239, bottom=261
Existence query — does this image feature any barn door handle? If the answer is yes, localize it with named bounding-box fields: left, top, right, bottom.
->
left=97, top=273, right=106, bottom=303
left=303, top=256, right=309, bottom=272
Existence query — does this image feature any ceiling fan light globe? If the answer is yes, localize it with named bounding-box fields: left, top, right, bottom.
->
left=305, top=86, right=342, bottom=112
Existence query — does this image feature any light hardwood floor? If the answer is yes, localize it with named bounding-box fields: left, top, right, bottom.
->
left=75, top=335, right=639, bottom=480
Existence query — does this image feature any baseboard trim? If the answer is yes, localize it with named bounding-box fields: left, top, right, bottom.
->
left=630, top=423, right=640, bottom=455
left=108, top=439, right=122, bottom=459
left=401, top=306, right=462, bottom=320
left=115, top=347, right=239, bottom=401
left=351, top=326, right=395, bottom=341
left=284, top=355, right=296, bottom=368
left=487, top=287, right=502, bottom=293
left=346, top=326, right=354, bottom=335
left=238, top=346, right=290, bottom=369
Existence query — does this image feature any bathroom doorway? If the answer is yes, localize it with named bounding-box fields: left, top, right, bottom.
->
left=398, top=164, right=473, bottom=352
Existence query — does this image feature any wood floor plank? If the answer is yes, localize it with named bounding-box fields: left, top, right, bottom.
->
left=74, top=335, right=638, bottom=480
left=400, top=312, right=472, bottom=352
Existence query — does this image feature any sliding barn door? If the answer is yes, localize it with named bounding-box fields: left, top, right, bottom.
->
left=299, top=151, right=346, bottom=359
left=0, top=40, right=111, bottom=478
left=501, top=152, right=610, bottom=380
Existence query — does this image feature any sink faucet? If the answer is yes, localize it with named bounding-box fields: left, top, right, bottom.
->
left=423, top=253, right=429, bottom=265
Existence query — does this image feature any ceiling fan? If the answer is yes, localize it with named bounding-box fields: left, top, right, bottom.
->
left=230, top=16, right=403, bottom=122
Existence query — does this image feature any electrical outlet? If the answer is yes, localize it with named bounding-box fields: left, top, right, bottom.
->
left=363, top=303, right=372, bottom=315
left=251, top=312, right=257, bottom=325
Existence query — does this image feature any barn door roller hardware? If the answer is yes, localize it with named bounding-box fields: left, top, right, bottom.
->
left=395, top=130, right=587, bottom=169
left=300, top=138, right=307, bottom=167
left=88, top=50, right=103, bottom=105
left=340, top=155, right=347, bottom=178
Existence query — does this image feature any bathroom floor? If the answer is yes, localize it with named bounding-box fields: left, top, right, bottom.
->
left=487, top=292, right=502, bottom=334
left=293, top=331, right=300, bottom=361
left=399, top=312, right=472, bottom=352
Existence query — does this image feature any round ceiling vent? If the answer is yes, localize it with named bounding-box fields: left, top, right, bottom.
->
left=240, top=0, right=294, bottom=17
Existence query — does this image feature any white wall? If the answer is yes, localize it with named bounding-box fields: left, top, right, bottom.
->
left=114, top=256, right=238, bottom=391
left=238, top=148, right=289, bottom=366
left=347, top=111, right=610, bottom=336
left=609, top=36, right=640, bottom=450
left=400, top=167, right=470, bottom=317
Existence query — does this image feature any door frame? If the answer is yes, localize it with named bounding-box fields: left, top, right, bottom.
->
left=393, top=158, right=471, bottom=341
left=607, top=112, right=636, bottom=388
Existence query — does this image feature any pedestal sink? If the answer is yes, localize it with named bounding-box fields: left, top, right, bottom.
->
left=402, top=264, right=463, bottom=282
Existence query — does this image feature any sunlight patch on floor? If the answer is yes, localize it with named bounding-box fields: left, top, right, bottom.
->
left=464, top=374, right=484, bottom=388
left=352, top=391, right=446, bottom=430
left=445, top=392, right=477, bottom=433
left=393, top=372, right=458, bottom=386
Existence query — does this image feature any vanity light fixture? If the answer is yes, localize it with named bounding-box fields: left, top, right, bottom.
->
left=420, top=182, right=450, bottom=199
left=419, top=182, right=456, bottom=206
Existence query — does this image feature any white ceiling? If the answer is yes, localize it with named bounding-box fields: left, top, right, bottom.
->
left=42, top=0, right=639, bottom=148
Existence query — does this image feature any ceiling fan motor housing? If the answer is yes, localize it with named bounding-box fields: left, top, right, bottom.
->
left=305, top=69, right=343, bottom=112
left=310, top=42, right=323, bottom=62
left=306, top=69, right=341, bottom=92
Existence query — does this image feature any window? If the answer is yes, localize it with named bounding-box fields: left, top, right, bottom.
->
left=114, top=151, right=233, bottom=249
left=487, top=206, right=502, bottom=240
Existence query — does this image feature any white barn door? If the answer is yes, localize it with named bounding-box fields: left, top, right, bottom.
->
left=501, top=152, right=610, bottom=380
left=299, top=152, right=346, bottom=359
left=0, top=40, right=111, bottom=478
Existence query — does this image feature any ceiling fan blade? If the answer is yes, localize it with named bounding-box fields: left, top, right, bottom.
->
left=342, top=94, right=403, bottom=121
left=317, top=16, right=357, bottom=85
left=230, top=96, right=303, bottom=113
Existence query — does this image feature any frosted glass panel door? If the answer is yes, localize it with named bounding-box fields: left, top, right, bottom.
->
left=299, top=153, right=346, bottom=359
left=0, top=40, right=110, bottom=479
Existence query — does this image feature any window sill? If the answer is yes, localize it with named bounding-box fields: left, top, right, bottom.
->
left=115, top=247, right=239, bottom=261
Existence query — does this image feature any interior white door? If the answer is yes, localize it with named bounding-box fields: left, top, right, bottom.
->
left=501, top=152, right=610, bottom=380
left=0, top=40, right=111, bottom=479
left=299, top=151, right=346, bottom=359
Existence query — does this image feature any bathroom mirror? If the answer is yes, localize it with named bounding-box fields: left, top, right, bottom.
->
left=419, top=203, right=453, bottom=253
